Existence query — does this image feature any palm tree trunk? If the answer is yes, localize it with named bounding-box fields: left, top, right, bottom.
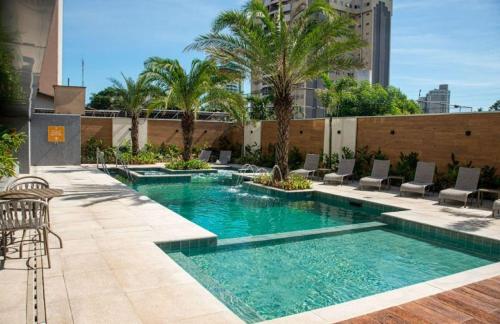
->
left=274, top=95, right=293, bottom=181
left=181, top=111, right=195, bottom=161
left=131, top=113, right=139, bottom=155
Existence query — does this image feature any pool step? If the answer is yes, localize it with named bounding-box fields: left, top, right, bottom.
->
left=218, top=221, right=387, bottom=247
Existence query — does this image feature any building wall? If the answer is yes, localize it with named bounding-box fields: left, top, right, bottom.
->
left=356, top=113, right=500, bottom=172
left=54, top=86, right=85, bottom=115
left=81, top=117, right=113, bottom=146
left=38, top=0, right=61, bottom=97
left=261, top=119, right=325, bottom=156
left=31, top=113, right=80, bottom=165
left=147, top=120, right=243, bottom=149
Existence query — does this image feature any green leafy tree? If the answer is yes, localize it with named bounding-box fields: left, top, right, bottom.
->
left=143, top=58, right=245, bottom=161
left=0, top=128, right=26, bottom=178
left=188, top=0, right=365, bottom=178
left=110, top=73, right=156, bottom=155
left=88, top=87, right=121, bottom=110
left=489, top=100, right=500, bottom=111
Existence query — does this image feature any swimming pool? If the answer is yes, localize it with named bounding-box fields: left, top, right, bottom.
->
left=168, top=229, right=495, bottom=322
left=131, top=171, right=393, bottom=239
left=113, top=170, right=499, bottom=322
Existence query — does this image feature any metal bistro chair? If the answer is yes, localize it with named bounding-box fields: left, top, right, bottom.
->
left=6, top=176, right=63, bottom=248
left=0, top=192, right=45, bottom=259
left=0, top=198, right=51, bottom=268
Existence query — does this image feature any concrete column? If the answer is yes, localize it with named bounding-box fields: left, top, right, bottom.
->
left=112, top=117, right=148, bottom=149
left=244, top=121, right=262, bottom=150
left=323, top=117, right=357, bottom=157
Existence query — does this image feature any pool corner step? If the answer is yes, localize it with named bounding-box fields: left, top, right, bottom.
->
left=218, top=222, right=387, bottom=247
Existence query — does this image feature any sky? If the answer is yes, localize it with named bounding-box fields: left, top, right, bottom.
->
left=63, top=0, right=500, bottom=110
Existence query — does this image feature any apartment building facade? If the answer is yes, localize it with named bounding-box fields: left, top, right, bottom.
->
left=251, top=0, right=392, bottom=118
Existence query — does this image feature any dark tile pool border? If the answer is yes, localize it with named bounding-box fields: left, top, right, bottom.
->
left=381, top=214, right=500, bottom=259
left=157, top=237, right=217, bottom=253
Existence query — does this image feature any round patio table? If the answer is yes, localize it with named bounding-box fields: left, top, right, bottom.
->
left=0, top=188, right=63, bottom=200
left=0, top=188, right=64, bottom=248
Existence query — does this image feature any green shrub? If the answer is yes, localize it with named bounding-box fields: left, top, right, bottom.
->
left=165, top=159, right=211, bottom=170
left=288, top=146, right=304, bottom=170
left=480, top=165, right=500, bottom=189
left=394, top=152, right=419, bottom=181
left=0, top=129, right=26, bottom=178
left=253, top=173, right=312, bottom=190
left=236, top=144, right=262, bottom=165
left=82, top=137, right=114, bottom=163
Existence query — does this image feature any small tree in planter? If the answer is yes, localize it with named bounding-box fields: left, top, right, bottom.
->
left=0, top=128, right=26, bottom=179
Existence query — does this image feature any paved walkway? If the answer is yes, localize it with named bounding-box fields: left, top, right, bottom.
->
left=0, top=165, right=242, bottom=324
left=0, top=165, right=499, bottom=323
left=338, top=276, right=500, bottom=323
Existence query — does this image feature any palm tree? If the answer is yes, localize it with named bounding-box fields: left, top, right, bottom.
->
left=316, top=75, right=356, bottom=168
left=187, top=0, right=365, bottom=179
left=247, top=94, right=274, bottom=120
left=110, top=73, right=155, bottom=155
left=143, top=58, right=245, bottom=161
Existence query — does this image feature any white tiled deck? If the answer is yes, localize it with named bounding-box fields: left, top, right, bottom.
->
left=0, top=165, right=499, bottom=323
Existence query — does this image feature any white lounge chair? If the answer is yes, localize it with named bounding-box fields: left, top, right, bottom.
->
left=324, top=159, right=355, bottom=185
left=217, top=150, right=232, bottom=165
left=439, top=167, right=481, bottom=207
left=359, top=160, right=390, bottom=190
left=198, top=150, right=212, bottom=162
left=400, top=162, right=435, bottom=197
left=290, top=154, right=320, bottom=178
left=493, top=200, right=500, bottom=218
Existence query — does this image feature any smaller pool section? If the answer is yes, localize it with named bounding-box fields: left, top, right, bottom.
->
left=167, top=228, right=497, bottom=322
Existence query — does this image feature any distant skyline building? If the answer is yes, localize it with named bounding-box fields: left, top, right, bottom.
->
left=418, top=84, right=451, bottom=114
left=252, top=0, right=393, bottom=118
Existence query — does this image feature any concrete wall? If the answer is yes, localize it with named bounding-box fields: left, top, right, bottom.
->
left=54, top=86, right=85, bottom=115
left=323, top=117, right=357, bottom=156
left=356, top=112, right=500, bottom=172
left=112, top=117, right=148, bottom=148
left=81, top=117, right=113, bottom=146
left=244, top=121, right=262, bottom=149
left=31, top=113, right=80, bottom=165
left=261, top=119, right=325, bottom=156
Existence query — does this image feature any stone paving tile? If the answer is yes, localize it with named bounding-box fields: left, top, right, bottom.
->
left=70, top=292, right=141, bottom=324
left=64, top=269, right=122, bottom=300
left=127, top=283, right=230, bottom=323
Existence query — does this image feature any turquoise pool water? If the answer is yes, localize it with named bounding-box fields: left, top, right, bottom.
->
left=131, top=172, right=380, bottom=239
left=169, top=229, right=495, bottom=322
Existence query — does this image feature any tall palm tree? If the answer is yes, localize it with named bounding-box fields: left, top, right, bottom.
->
left=188, top=0, right=365, bottom=178
left=110, top=73, right=155, bottom=155
left=143, top=58, right=245, bottom=161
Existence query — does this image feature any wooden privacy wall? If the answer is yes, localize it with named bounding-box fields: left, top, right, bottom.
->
left=147, top=120, right=243, bottom=149
left=261, top=119, right=325, bottom=156
left=356, top=113, right=500, bottom=172
left=81, top=117, right=113, bottom=146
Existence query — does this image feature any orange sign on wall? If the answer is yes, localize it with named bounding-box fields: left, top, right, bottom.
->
left=47, top=126, right=65, bottom=143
